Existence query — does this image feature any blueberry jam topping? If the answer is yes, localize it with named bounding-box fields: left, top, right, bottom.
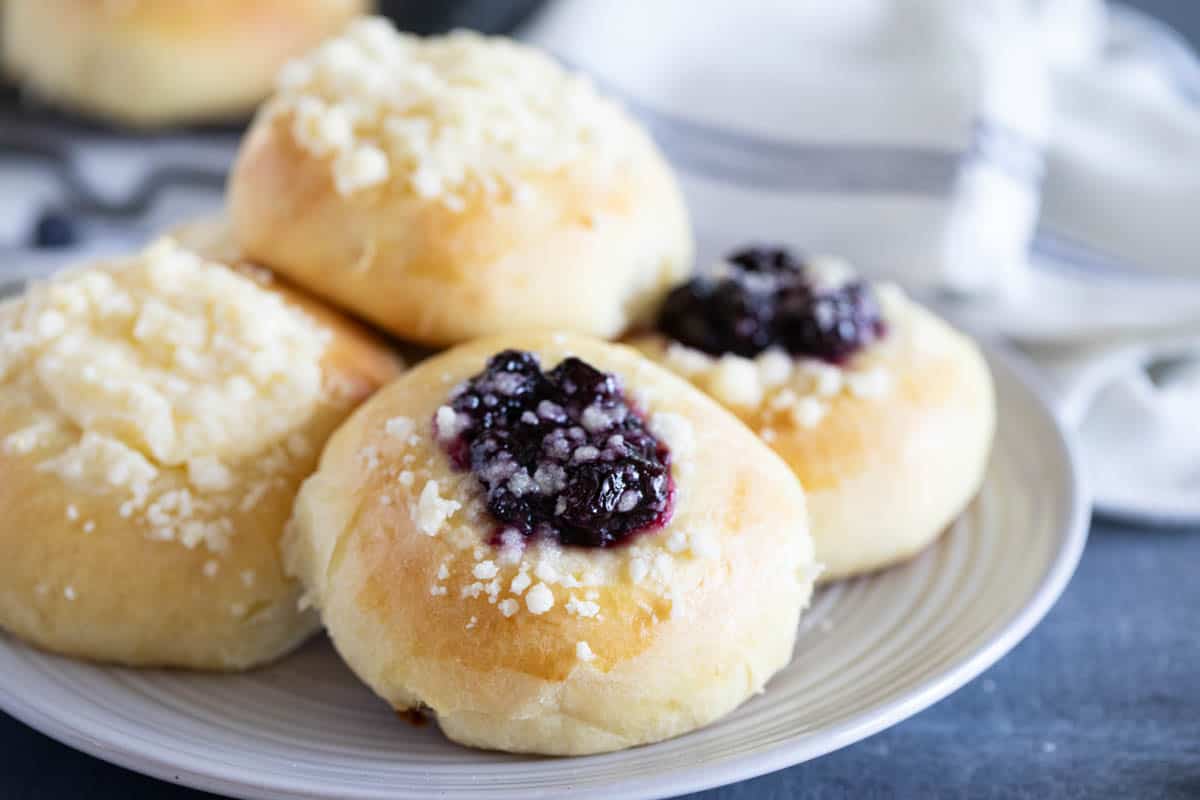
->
left=438, top=350, right=673, bottom=549
left=657, top=246, right=885, bottom=363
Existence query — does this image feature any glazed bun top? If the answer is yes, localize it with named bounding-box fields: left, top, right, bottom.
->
left=263, top=17, right=649, bottom=205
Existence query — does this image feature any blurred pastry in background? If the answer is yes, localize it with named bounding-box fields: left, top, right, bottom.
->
left=0, top=237, right=401, bottom=669
left=1, top=0, right=370, bottom=127
left=230, top=17, right=693, bottom=347
left=630, top=246, right=995, bottom=581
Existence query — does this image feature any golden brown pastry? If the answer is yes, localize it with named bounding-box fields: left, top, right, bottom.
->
left=1, top=0, right=370, bottom=127
left=630, top=247, right=995, bottom=581
left=0, top=237, right=402, bottom=669
left=285, top=331, right=817, bottom=754
left=229, top=18, right=693, bottom=347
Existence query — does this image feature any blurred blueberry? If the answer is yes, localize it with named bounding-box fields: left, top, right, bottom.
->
left=32, top=211, right=79, bottom=249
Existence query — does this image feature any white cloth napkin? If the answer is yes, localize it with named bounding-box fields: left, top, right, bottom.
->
left=524, top=0, right=1200, bottom=522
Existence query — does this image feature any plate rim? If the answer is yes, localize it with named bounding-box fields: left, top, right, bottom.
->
left=0, top=343, right=1091, bottom=800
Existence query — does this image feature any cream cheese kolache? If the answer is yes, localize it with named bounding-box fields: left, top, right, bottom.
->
left=0, top=238, right=402, bottom=670
left=229, top=17, right=694, bottom=347
left=630, top=246, right=996, bottom=581
left=284, top=331, right=819, bottom=755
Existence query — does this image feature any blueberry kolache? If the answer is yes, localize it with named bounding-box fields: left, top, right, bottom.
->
left=284, top=331, right=818, bottom=755
left=631, top=246, right=996, bottom=581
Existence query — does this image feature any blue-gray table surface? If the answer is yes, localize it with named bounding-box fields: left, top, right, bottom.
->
left=5, top=1, right=1200, bottom=797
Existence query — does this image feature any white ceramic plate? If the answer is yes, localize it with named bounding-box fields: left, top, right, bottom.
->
left=0, top=346, right=1087, bottom=800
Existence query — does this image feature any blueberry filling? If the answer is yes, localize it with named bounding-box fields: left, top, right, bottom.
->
left=438, top=350, right=674, bottom=548
left=657, top=245, right=885, bottom=363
